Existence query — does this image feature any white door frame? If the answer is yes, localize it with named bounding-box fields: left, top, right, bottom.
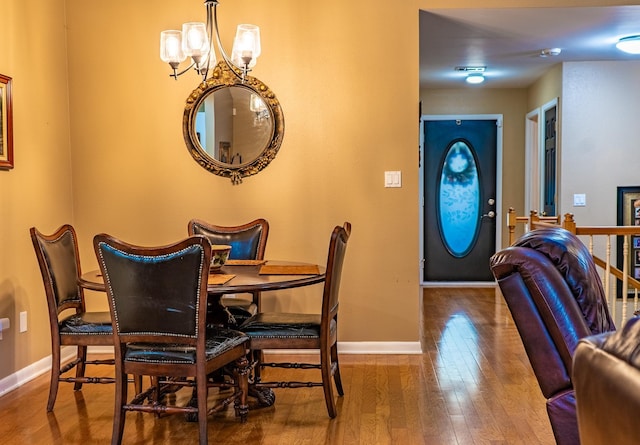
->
left=524, top=97, right=558, bottom=216
left=525, top=108, right=540, bottom=214
left=419, top=114, right=504, bottom=286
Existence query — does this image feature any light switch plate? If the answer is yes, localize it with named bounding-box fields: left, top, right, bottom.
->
left=19, top=311, right=27, bottom=333
left=573, top=193, right=586, bottom=207
left=384, top=171, right=402, bottom=188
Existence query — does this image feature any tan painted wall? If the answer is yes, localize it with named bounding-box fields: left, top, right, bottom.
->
left=65, top=0, right=422, bottom=347
left=528, top=64, right=563, bottom=113
left=0, top=0, right=73, bottom=378
left=0, top=0, right=637, bottom=379
left=561, top=60, right=640, bottom=225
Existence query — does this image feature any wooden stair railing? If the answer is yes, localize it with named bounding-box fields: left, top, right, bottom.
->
left=506, top=208, right=640, bottom=323
left=507, top=207, right=561, bottom=245
left=571, top=222, right=640, bottom=322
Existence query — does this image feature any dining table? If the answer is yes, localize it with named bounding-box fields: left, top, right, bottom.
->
left=78, top=259, right=326, bottom=407
left=79, top=259, right=325, bottom=326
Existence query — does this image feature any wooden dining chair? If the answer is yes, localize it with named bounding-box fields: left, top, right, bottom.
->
left=187, top=218, right=269, bottom=325
left=239, top=222, right=351, bottom=418
left=30, top=224, right=116, bottom=412
left=93, top=233, right=250, bottom=445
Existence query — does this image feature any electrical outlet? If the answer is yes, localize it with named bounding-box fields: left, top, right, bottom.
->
left=19, top=311, right=27, bottom=333
left=0, top=318, right=9, bottom=340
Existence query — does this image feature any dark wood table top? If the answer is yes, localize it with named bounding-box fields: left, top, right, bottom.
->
left=79, top=260, right=326, bottom=294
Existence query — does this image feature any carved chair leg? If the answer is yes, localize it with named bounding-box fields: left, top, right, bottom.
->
left=47, top=346, right=61, bottom=412
left=111, top=370, right=128, bottom=445
left=234, top=355, right=249, bottom=422
left=133, top=374, right=143, bottom=396
left=252, top=349, right=263, bottom=382
left=74, top=345, right=88, bottom=391
left=331, top=343, right=344, bottom=396
left=196, top=375, right=209, bottom=445
left=151, top=376, right=160, bottom=406
left=320, top=347, right=337, bottom=418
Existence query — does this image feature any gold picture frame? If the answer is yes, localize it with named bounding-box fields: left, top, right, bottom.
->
left=0, top=74, right=14, bottom=169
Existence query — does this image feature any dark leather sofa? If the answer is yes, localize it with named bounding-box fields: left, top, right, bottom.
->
left=573, top=316, right=640, bottom=445
left=490, top=227, right=615, bottom=445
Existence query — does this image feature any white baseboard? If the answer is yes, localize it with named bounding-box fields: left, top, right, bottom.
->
left=0, top=342, right=421, bottom=397
left=338, top=341, right=422, bottom=354
left=422, top=281, right=497, bottom=288
left=0, top=346, right=76, bottom=398
left=266, top=341, right=422, bottom=355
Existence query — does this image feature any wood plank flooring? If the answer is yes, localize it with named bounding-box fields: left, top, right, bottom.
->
left=0, top=288, right=554, bottom=444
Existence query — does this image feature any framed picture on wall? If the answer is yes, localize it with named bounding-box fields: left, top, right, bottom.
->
left=617, top=187, right=640, bottom=227
left=617, top=186, right=640, bottom=295
left=0, top=74, right=13, bottom=170
left=219, top=141, right=230, bottom=164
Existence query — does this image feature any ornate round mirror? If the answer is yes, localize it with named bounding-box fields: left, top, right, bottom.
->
left=183, top=61, right=284, bottom=184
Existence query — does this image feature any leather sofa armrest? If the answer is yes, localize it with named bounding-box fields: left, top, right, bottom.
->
left=574, top=325, right=640, bottom=445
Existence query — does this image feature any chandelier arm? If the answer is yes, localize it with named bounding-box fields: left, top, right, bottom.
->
left=209, top=0, right=248, bottom=81
left=172, top=61, right=198, bottom=79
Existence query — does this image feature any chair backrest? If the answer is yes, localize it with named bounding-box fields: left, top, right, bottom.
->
left=30, top=225, right=85, bottom=317
left=93, top=234, right=211, bottom=344
left=321, top=222, right=351, bottom=327
left=490, top=226, right=615, bottom=397
left=187, top=218, right=269, bottom=261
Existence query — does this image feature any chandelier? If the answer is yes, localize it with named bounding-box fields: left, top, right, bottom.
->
left=159, top=0, right=260, bottom=82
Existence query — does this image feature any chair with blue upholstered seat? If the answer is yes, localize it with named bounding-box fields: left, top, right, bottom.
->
left=187, top=218, right=269, bottom=326
left=94, top=233, right=250, bottom=445
left=30, top=224, right=116, bottom=412
left=240, top=222, right=351, bottom=418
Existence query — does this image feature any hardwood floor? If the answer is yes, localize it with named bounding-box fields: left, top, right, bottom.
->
left=0, top=288, right=554, bottom=444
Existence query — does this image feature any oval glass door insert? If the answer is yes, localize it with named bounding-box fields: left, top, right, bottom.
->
left=438, top=140, right=480, bottom=257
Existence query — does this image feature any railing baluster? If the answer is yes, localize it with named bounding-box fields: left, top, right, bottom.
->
left=623, top=235, right=630, bottom=322
left=605, top=235, right=611, bottom=313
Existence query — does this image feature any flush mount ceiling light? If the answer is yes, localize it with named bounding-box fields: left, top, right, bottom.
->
left=465, top=73, right=485, bottom=84
left=616, top=35, right=640, bottom=54
left=455, top=66, right=486, bottom=85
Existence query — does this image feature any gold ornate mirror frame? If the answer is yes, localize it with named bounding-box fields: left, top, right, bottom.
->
left=183, top=60, right=285, bottom=184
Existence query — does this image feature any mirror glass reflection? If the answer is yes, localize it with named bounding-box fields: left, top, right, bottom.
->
left=194, top=86, right=273, bottom=165
left=183, top=60, right=284, bottom=184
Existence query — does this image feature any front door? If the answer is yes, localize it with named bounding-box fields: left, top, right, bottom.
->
left=422, top=117, right=499, bottom=281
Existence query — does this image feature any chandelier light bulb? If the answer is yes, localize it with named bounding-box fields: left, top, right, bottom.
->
left=160, top=30, right=186, bottom=65
left=182, top=22, right=210, bottom=58
left=232, top=24, right=261, bottom=68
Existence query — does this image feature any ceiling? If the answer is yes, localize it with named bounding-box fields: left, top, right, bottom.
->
left=420, top=6, right=640, bottom=89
